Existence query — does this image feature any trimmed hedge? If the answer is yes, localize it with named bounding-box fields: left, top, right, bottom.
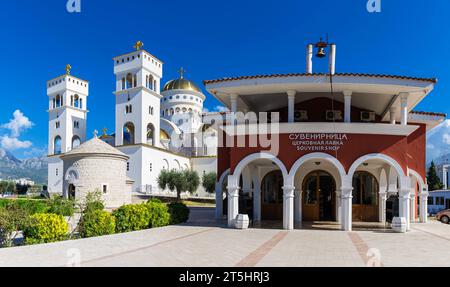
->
left=23, top=213, right=68, bottom=245
left=113, top=204, right=151, bottom=233
left=79, top=210, right=115, bottom=238
left=147, top=201, right=170, bottom=228
left=168, top=202, right=190, bottom=225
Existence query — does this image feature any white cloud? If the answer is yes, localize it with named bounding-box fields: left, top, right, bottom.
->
left=1, top=110, right=34, bottom=137
left=0, top=135, right=32, bottom=150
left=427, top=144, right=435, bottom=150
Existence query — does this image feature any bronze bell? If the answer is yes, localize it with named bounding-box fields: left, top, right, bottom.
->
left=316, top=47, right=326, bottom=58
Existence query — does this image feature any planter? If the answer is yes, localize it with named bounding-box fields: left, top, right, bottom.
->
left=234, top=214, right=249, bottom=229
left=392, top=217, right=407, bottom=233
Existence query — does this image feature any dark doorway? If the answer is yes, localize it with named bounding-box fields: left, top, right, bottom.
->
left=386, top=195, right=399, bottom=223
left=68, top=184, right=76, bottom=200
left=319, top=174, right=334, bottom=221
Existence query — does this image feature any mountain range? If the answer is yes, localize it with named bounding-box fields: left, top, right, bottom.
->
left=0, top=149, right=47, bottom=184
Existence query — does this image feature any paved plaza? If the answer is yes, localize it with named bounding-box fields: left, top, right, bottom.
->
left=0, top=208, right=449, bottom=267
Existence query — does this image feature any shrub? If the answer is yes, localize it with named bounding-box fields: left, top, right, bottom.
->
left=168, top=202, right=190, bottom=225
left=146, top=201, right=170, bottom=228
left=80, top=191, right=105, bottom=214
left=148, top=198, right=163, bottom=204
left=0, top=205, right=30, bottom=247
left=79, top=210, right=115, bottom=238
left=113, top=204, right=150, bottom=233
left=23, top=213, right=68, bottom=245
left=47, top=196, right=75, bottom=217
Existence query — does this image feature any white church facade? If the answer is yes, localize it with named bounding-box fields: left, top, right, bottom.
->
left=47, top=42, right=218, bottom=202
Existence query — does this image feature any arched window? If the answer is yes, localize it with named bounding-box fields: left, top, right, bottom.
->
left=182, top=107, right=187, bottom=113
left=176, top=107, right=180, bottom=113
left=55, top=95, right=61, bottom=108
left=352, top=171, right=379, bottom=206
left=72, top=136, right=81, bottom=150
left=149, top=75, right=154, bottom=90
left=147, top=123, right=155, bottom=146
left=133, top=74, right=137, bottom=88
left=170, top=108, right=174, bottom=115
left=126, top=73, right=133, bottom=89
left=70, top=95, right=74, bottom=106
left=123, top=122, right=135, bottom=145
left=74, top=94, right=80, bottom=108
left=54, top=136, right=62, bottom=155
left=153, top=80, right=157, bottom=91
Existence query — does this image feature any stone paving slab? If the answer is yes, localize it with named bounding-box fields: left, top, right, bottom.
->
left=1, top=208, right=450, bottom=267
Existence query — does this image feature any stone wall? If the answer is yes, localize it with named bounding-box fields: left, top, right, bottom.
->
left=63, top=155, right=132, bottom=209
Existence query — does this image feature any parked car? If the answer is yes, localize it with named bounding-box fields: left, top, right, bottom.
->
left=436, top=209, right=450, bottom=224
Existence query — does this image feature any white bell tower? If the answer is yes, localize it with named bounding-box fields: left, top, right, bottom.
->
left=47, top=65, right=89, bottom=155
left=113, top=41, right=163, bottom=148
left=47, top=65, right=88, bottom=194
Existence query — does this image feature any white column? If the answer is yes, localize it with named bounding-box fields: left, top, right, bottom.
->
left=420, top=190, right=429, bottom=223
left=343, top=91, right=352, bottom=123
left=227, top=185, right=239, bottom=228
left=410, top=191, right=416, bottom=223
left=335, top=190, right=342, bottom=223
left=329, top=44, right=336, bottom=75
left=399, top=188, right=411, bottom=231
left=306, top=44, right=313, bottom=74
left=294, top=190, right=302, bottom=225
left=287, top=90, right=296, bottom=123
left=400, top=93, right=409, bottom=126
left=389, top=106, right=397, bottom=125
left=282, top=186, right=295, bottom=230
left=230, top=94, right=238, bottom=113
left=378, top=192, right=387, bottom=223
left=340, top=187, right=353, bottom=231
left=253, top=184, right=261, bottom=223
left=443, top=166, right=448, bottom=190
left=215, top=182, right=223, bottom=220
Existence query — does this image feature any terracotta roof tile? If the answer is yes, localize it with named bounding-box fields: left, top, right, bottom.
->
left=410, top=110, right=447, bottom=117
left=203, top=73, right=437, bottom=85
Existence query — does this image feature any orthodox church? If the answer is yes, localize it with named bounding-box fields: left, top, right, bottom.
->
left=46, top=42, right=218, bottom=203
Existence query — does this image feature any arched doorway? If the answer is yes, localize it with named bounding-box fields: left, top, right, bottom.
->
left=302, top=171, right=336, bottom=221
left=261, top=170, right=283, bottom=220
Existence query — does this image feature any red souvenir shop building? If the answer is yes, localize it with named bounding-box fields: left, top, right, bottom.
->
left=204, top=43, right=446, bottom=231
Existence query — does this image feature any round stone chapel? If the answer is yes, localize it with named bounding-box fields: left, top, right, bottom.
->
left=60, top=135, right=134, bottom=209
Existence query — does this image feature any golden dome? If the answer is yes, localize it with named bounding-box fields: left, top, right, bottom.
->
left=163, top=78, right=201, bottom=93
left=160, top=129, right=170, bottom=140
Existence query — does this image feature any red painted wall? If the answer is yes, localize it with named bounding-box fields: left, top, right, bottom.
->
left=228, top=133, right=410, bottom=175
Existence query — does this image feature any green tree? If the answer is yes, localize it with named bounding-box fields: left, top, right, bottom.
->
left=202, top=172, right=217, bottom=194
left=427, top=161, right=443, bottom=191
left=0, top=181, right=8, bottom=196
left=157, top=169, right=200, bottom=201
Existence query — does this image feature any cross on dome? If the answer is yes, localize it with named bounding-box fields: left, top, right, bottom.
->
left=178, top=67, right=186, bottom=79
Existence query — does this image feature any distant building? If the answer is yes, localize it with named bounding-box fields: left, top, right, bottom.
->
left=13, top=178, right=35, bottom=186
left=428, top=190, right=450, bottom=214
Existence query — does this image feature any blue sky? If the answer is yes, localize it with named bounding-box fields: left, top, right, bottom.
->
left=0, top=0, right=449, bottom=159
